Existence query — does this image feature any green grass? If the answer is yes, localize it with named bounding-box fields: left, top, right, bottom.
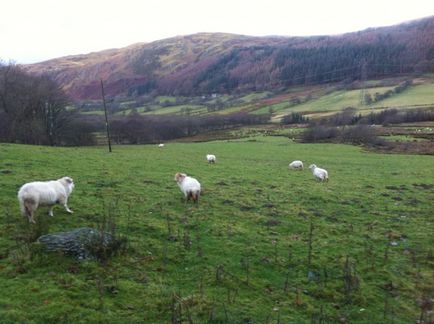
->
left=2, top=138, right=432, bottom=322
left=238, top=92, right=271, bottom=103
left=143, top=104, right=207, bottom=115
left=81, top=110, right=105, bottom=116
left=379, top=135, right=429, bottom=142
left=369, top=83, right=434, bottom=108
left=260, top=79, right=434, bottom=118
left=155, top=96, right=178, bottom=104
left=77, top=76, right=434, bottom=120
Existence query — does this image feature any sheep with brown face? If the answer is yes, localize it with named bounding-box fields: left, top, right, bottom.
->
left=17, top=176, right=75, bottom=223
left=174, top=172, right=201, bottom=203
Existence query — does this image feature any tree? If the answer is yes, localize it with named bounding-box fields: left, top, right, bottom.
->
left=0, top=61, right=93, bottom=145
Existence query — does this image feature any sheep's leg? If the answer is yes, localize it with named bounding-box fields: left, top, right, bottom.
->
left=29, top=215, right=36, bottom=224
left=24, top=200, right=36, bottom=223
left=27, top=210, right=36, bottom=223
left=48, top=206, right=54, bottom=217
left=59, top=196, right=73, bottom=213
left=186, top=192, right=195, bottom=204
left=64, top=203, right=73, bottom=213
left=192, top=192, right=199, bottom=204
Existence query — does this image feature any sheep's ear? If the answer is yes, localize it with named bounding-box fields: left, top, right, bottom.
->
left=65, top=177, right=73, bottom=184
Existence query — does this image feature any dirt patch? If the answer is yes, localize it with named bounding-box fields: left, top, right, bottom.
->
left=385, top=185, right=408, bottom=191
left=263, top=203, right=275, bottom=208
left=412, top=183, right=434, bottom=190
left=265, top=219, right=281, bottom=227
left=368, top=140, right=434, bottom=155
left=239, top=204, right=255, bottom=211
left=143, top=179, right=158, bottom=185
left=406, top=198, right=420, bottom=206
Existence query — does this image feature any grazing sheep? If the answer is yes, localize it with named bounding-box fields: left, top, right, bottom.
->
left=206, top=154, right=216, bottom=163
left=289, top=160, right=303, bottom=170
left=158, top=143, right=165, bottom=148
left=309, top=164, right=329, bottom=182
left=174, top=172, right=201, bottom=203
left=17, top=176, right=75, bottom=223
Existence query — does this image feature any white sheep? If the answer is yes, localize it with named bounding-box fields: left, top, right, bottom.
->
left=288, top=160, right=303, bottom=170
left=206, top=154, right=216, bottom=163
left=309, top=164, right=329, bottom=182
left=174, top=172, right=201, bottom=203
left=158, top=143, right=165, bottom=148
left=17, top=176, right=75, bottom=223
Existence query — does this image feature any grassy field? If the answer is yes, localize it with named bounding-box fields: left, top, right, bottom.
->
left=273, top=83, right=434, bottom=117
left=77, top=75, right=434, bottom=122
left=0, top=139, right=433, bottom=322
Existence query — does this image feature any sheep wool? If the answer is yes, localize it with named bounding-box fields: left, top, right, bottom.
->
left=174, top=172, right=201, bottom=203
left=309, top=164, right=329, bottom=182
left=17, top=176, right=75, bottom=223
left=206, top=154, right=216, bottom=163
left=289, top=160, right=304, bottom=170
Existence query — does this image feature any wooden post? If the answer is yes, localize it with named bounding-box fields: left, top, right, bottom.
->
left=100, top=80, right=112, bottom=152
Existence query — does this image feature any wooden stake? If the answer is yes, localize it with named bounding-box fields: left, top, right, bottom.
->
left=100, top=79, right=112, bottom=152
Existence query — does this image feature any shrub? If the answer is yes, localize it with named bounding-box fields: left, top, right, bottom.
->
left=341, top=125, right=379, bottom=145
left=301, top=126, right=340, bottom=142
left=281, top=112, right=308, bottom=124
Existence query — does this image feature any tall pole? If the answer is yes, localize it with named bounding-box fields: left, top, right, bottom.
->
left=359, top=60, right=367, bottom=106
left=101, top=79, right=112, bottom=152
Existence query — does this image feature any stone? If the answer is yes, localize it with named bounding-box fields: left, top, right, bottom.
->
left=38, top=227, right=113, bottom=260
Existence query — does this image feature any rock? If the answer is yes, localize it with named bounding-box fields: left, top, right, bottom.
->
left=38, top=227, right=113, bottom=260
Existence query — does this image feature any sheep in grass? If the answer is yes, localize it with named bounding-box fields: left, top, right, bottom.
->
left=174, top=172, right=201, bottom=203
left=158, top=143, right=165, bottom=148
left=309, top=164, right=329, bottom=182
left=288, top=160, right=303, bottom=170
left=206, top=154, right=216, bottom=163
left=17, top=176, right=75, bottom=223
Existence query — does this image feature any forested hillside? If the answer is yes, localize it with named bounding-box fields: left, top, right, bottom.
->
left=23, top=16, right=434, bottom=100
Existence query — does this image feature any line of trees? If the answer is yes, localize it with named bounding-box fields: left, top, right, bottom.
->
left=0, top=62, right=95, bottom=145
left=110, top=113, right=270, bottom=144
left=153, top=41, right=433, bottom=96
left=300, top=107, right=434, bottom=144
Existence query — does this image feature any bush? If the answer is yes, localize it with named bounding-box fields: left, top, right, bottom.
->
left=341, top=125, right=379, bottom=145
left=281, top=112, right=308, bottom=124
left=301, top=126, right=340, bottom=142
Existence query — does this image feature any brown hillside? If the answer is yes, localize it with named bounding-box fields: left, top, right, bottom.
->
left=23, top=17, right=434, bottom=100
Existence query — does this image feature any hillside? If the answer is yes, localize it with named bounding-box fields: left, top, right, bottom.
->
left=23, top=16, right=434, bottom=100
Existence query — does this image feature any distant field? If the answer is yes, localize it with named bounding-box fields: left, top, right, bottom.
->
left=369, top=83, right=434, bottom=108
left=143, top=104, right=207, bottom=116
left=275, top=83, right=434, bottom=116
left=78, top=76, right=434, bottom=120
left=0, top=140, right=433, bottom=322
left=251, top=76, right=434, bottom=118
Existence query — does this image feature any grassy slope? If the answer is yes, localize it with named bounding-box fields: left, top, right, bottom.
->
left=0, top=140, right=433, bottom=322
left=79, top=76, right=434, bottom=120
left=272, top=82, right=434, bottom=117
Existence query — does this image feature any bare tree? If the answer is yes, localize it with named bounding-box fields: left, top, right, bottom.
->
left=0, top=62, right=88, bottom=145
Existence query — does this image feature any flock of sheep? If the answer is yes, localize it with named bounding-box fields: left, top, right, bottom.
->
left=16, top=152, right=328, bottom=224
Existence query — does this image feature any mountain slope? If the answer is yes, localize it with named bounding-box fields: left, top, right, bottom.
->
left=23, top=16, right=434, bottom=100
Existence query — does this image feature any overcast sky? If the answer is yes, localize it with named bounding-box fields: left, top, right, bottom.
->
left=1, top=0, right=433, bottom=64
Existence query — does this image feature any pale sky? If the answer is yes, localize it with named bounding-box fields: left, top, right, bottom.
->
left=1, top=0, right=433, bottom=64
